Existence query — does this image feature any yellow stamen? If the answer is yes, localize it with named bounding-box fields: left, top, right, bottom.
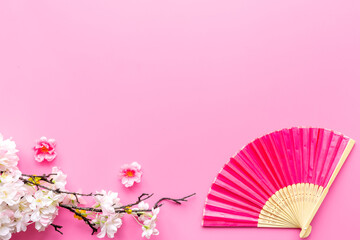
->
left=125, top=207, right=133, bottom=214
left=74, top=210, right=87, bottom=220
left=126, top=170, right=134, bottom=177
left=28, top=176, right=41, bottom=185
left=40, top=146, right=49, bottom=153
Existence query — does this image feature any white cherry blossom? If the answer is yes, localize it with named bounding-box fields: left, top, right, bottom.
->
left=93, top=213, right=123, bottom=238
left=142, top=218, right=159, bottom=239
left=51, top=167, right=67, bottom=191
left=94, top=190, right=121, bottom=215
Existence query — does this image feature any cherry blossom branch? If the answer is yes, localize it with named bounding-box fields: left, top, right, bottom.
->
left=22, top=173, right=57, bottom=178
left=58, top=193, right=195, bottom=234
left=22, top=173, right=57, bottom=184
left=59, top=193, right=196, bottom=213
left=59, top=203, right=152, bottom=214
left=0, top=135, right=196, bottom=239
left=20, top=173, right=195, bottom=236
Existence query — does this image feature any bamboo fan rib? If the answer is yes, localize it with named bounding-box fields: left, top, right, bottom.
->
left=202, top=127, right=354, bottom=238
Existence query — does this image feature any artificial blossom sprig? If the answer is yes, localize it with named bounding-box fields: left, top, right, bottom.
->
left=23, top=175, right=195, bottom=238
left=0, top=134, right=195, bottom=240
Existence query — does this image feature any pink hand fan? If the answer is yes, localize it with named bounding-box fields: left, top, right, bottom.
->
left=203, top=127, right=354, bottom=238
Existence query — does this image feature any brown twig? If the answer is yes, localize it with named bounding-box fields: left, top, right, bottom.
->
left=154, top=193, right=196, bottom=208
left=50, top=223, right=63, bottom=235
left=116, top=193, right=154, bottom=209
left=59, top=204, right=98, bottom=235
left=59, top=204, right=152, bottom=213
left=22, top=173, right=56, bottom=184
left=22, top=173, right=57, bottom=178
left=20, top=176, right=103, bottom=203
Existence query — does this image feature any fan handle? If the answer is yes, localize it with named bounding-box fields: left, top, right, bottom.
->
left=300, top=139, right=355, bottom=238
left=300, top=225, right=312, bottom=238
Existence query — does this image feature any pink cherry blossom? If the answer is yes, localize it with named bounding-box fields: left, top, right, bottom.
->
left=33, top=137, right=57, bottom=162
left=118, top=162, right=142, bottom=188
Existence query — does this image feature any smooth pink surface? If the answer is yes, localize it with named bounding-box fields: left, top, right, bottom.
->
left=0, top=1, right=359, bottom=240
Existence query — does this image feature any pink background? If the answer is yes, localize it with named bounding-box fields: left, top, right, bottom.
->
left=0, top=1, right=359, bottom=240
